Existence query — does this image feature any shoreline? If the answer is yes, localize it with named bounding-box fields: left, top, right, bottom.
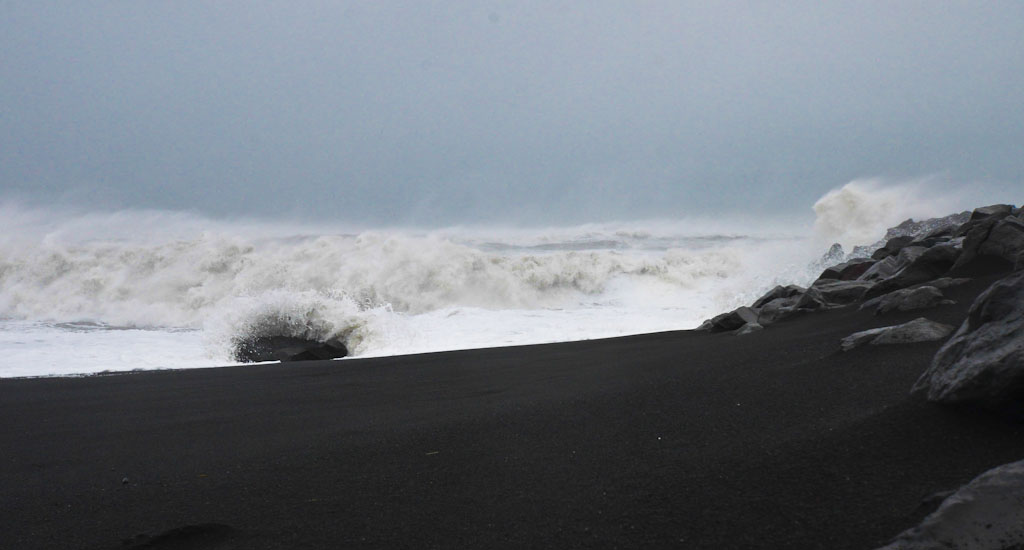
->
left=3, top=272, right=1022, bottom=549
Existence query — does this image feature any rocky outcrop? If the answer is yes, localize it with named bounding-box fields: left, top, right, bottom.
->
left=874, top=459, right=1024, bottom=550
left=860, top=286, right=955, bottom=316
left=871, top=235, right=916, bottom=261
left=811, top=279, right=875, bottom=305
left=965, top=204, right=1014, bottom=223
left=752, top=285, right=805, bottom=308
left=701, top=204, right=1018, bottom=335
left=863, top=243, right=963, bottom=299
left=911, top=270, right=1024, bottom=407
left=882, top=211, right=971, bottom=241
left=817, top=258, right=876, bottom=281
left=704, top=306, right=760, bottom=333
left=858, top=255, right=902, bottom=282
left=234, top=336, right=349, bottom=363
left=840, top=318, right=955, bottom=351
left=953, top=214, right=1023, bottom=271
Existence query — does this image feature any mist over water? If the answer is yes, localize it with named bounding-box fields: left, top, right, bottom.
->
left=0, top=180, right=1008, bottom=377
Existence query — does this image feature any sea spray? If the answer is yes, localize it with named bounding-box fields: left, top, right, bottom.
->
left=812, top=178, right=969, bottom=249
left=0, top=179, right=992, bottom=376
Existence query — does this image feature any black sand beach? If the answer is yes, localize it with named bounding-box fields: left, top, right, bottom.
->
left=2, top=273, right=1022, bottom=550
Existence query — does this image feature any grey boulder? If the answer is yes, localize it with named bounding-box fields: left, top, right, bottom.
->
left=966, top=203, right=1015, bottom=224
left=816, top=258, right=876, bottom=282
left=812, top=279, right=875, bottom=305
left=954, top=215, right=1024, bottom=271
left=234, top=336, right=349, bottom=363
left=734, top=322, right=764, bottom=335
left=861, top=286, right=955, bottom=315
left=871, top=235, right=916, bottom=260
left=706, top=306, right=760, bottom=333
left=864, top=243, right=962, bottom=299
left=874, top=459, right=1024, bottom=550
left=841, top=318, right=955, bottom=352
left=752, top=285, right=805, bottom=309
left=912, top=270, right=1024, bottom=406
left=858, top=256, right=902, bottom=282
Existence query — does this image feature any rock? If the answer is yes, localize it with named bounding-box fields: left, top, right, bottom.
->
left=816, top=258, right=876, bottom=282
left=894, top=245, right=930, bottom=267
left=954, top=215, right=1024, bottom=271
left=840, top=326, right=890, bottom=351
left=908, top=233, right=952, bottom=249
left=794, top=288, right=828, bottom=311
left=979, top=216, right=1024, bottom=263
left=912, top=271, right=1024, bottom=407
left=840, top=318, right=955, bottom=351
left=928, top=277, right=972, bottom=289
left=871, top=236, right=916, bottom=260
left=858, top=256, right=902, bottom=282
left=883, top=211, right=970, bottom=241
left=757, top=296, right=803, bottom=325
left=867, top=286, right=955, bottom=315
left=735, top=322, right=763, bottom=335
left=752, top=285, right=805, bottom=309
left=820, top=243, right=845, bottom=266
left=234, top=336, right=349, bottom=363
left=874, top=459, right=1024, bottom=550
left=967, top=203, right=1015, bottom=223
left=871, top=318, right=955, bottom=345
left=864, top=243, right=962, bottom=299
left=811, top=279, right=875, bottom=305
left=707, top=306, right=760, bottom=333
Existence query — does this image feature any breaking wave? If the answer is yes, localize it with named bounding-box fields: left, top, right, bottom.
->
left=811, top=178, right=981, bottom=248
left=0, top=206, right=815, bottom=361
left=0, top=178, right=997, bottom=370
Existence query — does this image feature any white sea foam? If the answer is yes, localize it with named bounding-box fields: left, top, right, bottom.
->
left=0, top=179, right=992, bottom=377
left=811, top=178, right=991, bottom=248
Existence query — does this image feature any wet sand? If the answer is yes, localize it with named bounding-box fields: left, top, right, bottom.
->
left=2, top=273, right=1022, bottom=549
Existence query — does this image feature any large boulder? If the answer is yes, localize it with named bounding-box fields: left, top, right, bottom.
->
left=706, top=306, right=760, bottom=333
left=840, top=318, right=955, bottom=352
left=883, top=211, right=970, bottom=241
left=965, top=203, right=1015, bottom=224
left=864, top=243, right=962, bottom=299
left=978, top=216, right=1024, bottom=263
left=871, top=235, right=916, bottom=260
left=811, top=279, right=875, bottom=305
left=874, top=459, right=1024, bottom=550
left=860, top=286, right=955, bottom=316
left=912, top=271, right=1024, bottom=407
left=751, top=285, right=805, bottom=309
left=858, top=255, right=902, bottom=282
left=794, top=287, right=828, bottom=311
left=953, top=215, right=1024, bottom=271
left=816, top=258, right=876, bottom=282
left=234, top=336, right=349, bottom=363
left=756, top=295, right=804, bottom=325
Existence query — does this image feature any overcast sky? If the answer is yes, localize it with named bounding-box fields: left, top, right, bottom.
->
left=1, top=2, right=1021, bottom=225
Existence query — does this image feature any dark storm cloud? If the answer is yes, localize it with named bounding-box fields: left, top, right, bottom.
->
left=1, top=1, right=1022, bottom=225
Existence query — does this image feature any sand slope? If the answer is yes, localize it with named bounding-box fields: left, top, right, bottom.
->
left=2, top=274, right=1022, bottom=549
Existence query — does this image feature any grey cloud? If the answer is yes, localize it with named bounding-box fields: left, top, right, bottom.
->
left=1, top=1, right=1022, bottom=225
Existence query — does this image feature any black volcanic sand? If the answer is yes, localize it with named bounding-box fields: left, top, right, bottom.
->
left=3, top=274, right=1023, bottom=550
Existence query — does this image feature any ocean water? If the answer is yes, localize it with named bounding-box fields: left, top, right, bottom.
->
left=0, top=180, right=976, bottom=377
